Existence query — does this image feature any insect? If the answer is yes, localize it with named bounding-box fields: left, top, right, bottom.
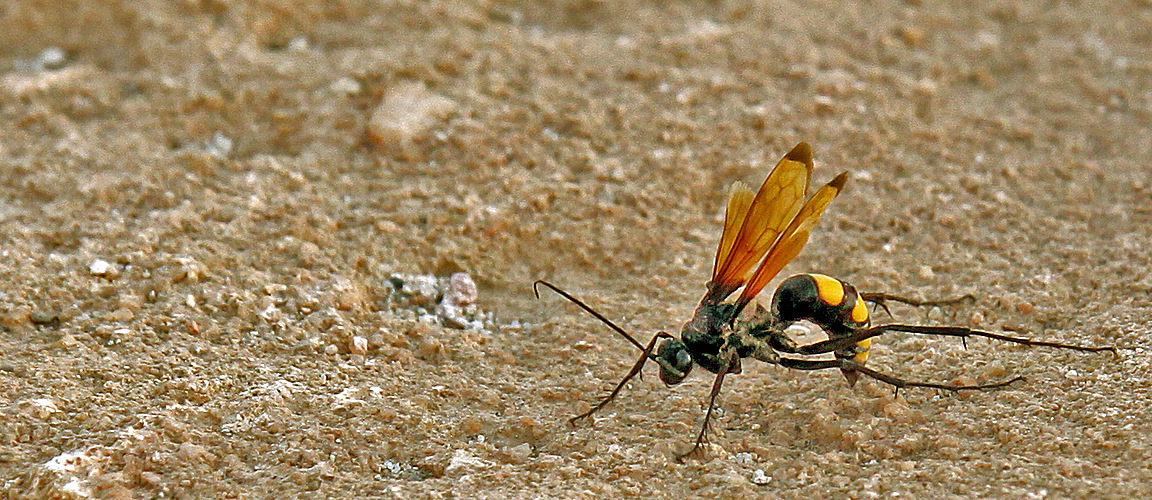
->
left=534, top=142, right=1120, bottom=461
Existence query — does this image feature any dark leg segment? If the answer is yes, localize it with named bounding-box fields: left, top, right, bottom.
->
left=861, top=292, right=976, bottom=309
left=570, top=332, right=674, bottom=425
left=777, top=357, right=1025, bottom=392
left=774, top=324, right=1118, bottom=357
left=861, top=292, right=975, bottom=319
left=677, top=350, right=740, bottom=462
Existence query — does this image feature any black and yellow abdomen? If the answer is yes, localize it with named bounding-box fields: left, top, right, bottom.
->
left=772, top=274, right=868, bottom=331
left=771, top=274, right=872, bottom=384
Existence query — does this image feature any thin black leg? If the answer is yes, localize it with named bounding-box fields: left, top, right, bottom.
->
left=861, top=292, right=976, bottom=309
left=777, top=356, right=1025, bottom=393
left=861, top=292, right=975, bottom=320
left=677, top=350, right=739, bottom=462
left=775, top=324, right=1118, bottom=357
left=570, top=332, right=674, bottom=425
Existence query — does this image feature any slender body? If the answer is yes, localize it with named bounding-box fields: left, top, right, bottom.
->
left=535, top=142, right=1120, bottom=461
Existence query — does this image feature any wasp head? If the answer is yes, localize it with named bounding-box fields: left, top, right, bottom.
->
left=656, top=338, right=693, bottom=385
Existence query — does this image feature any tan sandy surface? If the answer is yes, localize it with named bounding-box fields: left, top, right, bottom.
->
left=2, top=1, right=1151, bottom=498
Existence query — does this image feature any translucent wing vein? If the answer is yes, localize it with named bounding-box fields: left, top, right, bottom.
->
left=734, top=171, right=849, bottom=313
left=708, top=142, right=813, bottom=303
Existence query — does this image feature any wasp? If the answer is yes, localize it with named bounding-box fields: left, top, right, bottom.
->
left=535, top=142, right=1120, bottom=461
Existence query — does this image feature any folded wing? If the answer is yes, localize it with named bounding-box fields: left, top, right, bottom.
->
left=733, top=171, right=849, bottom=314
left=708, top=142, right=813, bottom=303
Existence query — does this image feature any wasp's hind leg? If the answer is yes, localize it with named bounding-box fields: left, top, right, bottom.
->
left=861, top=324, right=1120, bottom=354
left=860, top=291, right=976, bottom=320
left=777, top=357, right=1025, bottom=396
left=770, top=324, right=1118, bottom=396
left=782, top=323, right=1119, bottom=357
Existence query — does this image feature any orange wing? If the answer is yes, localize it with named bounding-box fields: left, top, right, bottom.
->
left=733, top=171, right=849, bottom=314
left=708, top=143, right=813, bottom=303
left=711, top=181, right=755, bottom=284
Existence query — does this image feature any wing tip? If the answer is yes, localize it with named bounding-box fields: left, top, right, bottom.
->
left=785, top=142, right=813, bottom=166
left=829, top=171, right=849, bottom=190
left=728, top=180, right=751, bottom=195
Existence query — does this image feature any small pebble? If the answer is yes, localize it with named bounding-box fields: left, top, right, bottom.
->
left=330, top=77, right=361, bottom=95
left=205, top=132, right=233, bottom=159
left=751, top=469, right=772, bottom=485
left=89, top=259, right=112, bottom=276
left=350, top=335, right=369, bottom=355
left=508, top=443, right=532, bottom=460
left=367, top=81, right=457, bottom=146
left=445, top=273, right=478, bottom=306
left=445, top=449, right=491, bottom=475
left=39, top=47, right=67, bottom=70
left=23, top=398, right=59, bottom=420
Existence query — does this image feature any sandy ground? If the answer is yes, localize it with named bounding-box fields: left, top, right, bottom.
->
left=1, top=0, right=1151, bottom=498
